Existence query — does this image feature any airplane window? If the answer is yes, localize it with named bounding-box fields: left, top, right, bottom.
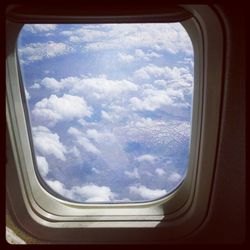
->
left=17, top=23, right=194, bottom=203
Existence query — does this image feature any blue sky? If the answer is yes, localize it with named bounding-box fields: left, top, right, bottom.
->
left=18, top=23, right=194, bottom=203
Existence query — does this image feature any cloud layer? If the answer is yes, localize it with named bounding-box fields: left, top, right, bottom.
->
left=18, top=23, right=193, bottom=203
left=24, top=24, right=57, bottom=33
left=46, top=180, right=117, bottom=202
left=32, top=126, right=67, bottom=161
left=32, top=94, right=92, bottom=127
left=60, top=24, right=193, bottom=55
left=18, top=41, right=73, bottom=63
left=129, top=185, right=167, bottom=200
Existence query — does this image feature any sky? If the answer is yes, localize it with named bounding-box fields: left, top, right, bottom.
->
left=17, top=23, right=194, bottom=203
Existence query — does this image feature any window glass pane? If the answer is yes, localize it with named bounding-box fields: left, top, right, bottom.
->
left=17, top=23, right=194, bottom=203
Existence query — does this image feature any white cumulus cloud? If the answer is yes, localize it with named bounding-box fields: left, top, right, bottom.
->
left=136, top=154, right=157, bottom=164
left=129, top=184, right=167, bottom=200
left=40, top=75, right=138, bottom=100
left=18, top=41, right=73, bottom=63
left=60, top=28, right=107, bottom=43
left=40, top=77, right=62, bottom=92
left=130, top=64, right=193, bottom=112
left=32, top=126, right=67, bottom=161
left=168, top=172, right=182, bottom=183
left=46, top=179, right=73, bottom=198
left=117, top=49, right=161, bottom=63
left=30, top=83, right=41, bottom=89
left=36, top=155, right=49, bottom=177
left=24, top=88, right=30, bottom=100
left=155, top=168, right=166, bottom=176
left=72, top=184, right=116, bottom=202
left=118, top=52, right=135, bottom=63
left=134, top=64, right=192, bottom=82
left=134, top=49, right=161, bottom=61
left=68, top=127, right=100, bottom=155
left=32, top=94, right=92, bottom=127
left=45, top=179, right=116, bottom=202
left=61, top=23, right=193, bottom=55
left=130, top=90, right=173, bottom=112
left=24, top=24, right=57, bottom=33
left=124, top=168, right=140, bottom=179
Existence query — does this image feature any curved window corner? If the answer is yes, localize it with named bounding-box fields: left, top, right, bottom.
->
left=6, top=5, right=224, bottom=244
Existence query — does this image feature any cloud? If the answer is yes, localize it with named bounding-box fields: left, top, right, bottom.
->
left=24, top=88, right=30, bottom=100
left=129, top=184, right=167, bottom=200
left=68, top=127, right=100, bottom=155
left=71, top=184, right=116, bottom=202
left=76, top=136, right=100, bottom=155
left=85, top=129, right=101, bottom=141
left=129, top=64, right=193, bottom=112
left=32, top=94, right=92, bottom=127
left=178, top=57, right=194, bottom=69
left=130, top=86, right=188, bottom=112
left=134, top=64, right=192, bottom=82
left=155, top=168, right=165, bottom=176
left=40, top=75, right=138, bottom=99
left=17, top=23, right=193, bottom=203
left=130, top=90, right=173, bottom=112
left=129, top=117, right=156, bottom=128
left=38, top=66, right=192, bottom=122
left=30, top=83, right=41, bottom=89
left=92, top=167, right=100, bottom=174
left=100, top=106, right=128, bottom=122
left=60, top=28, right=107, bottom=43
left=67, top=146, right=81, bottom=159
left=46, top=179, right=72, bottom=198
left=134, top=49, right=161, bottom=61
left=40, top=77, right=62, bottom=91
left=117, top=49, right=161, bottom=63
left=115, top=118, right=191, bottom=155
left=118, top=52, right=135, bottom=63
left=136, top=154, right=156, bottom=164
left=23, top=24, right=57, bottom=33
left=85, top=128, right=119, bottom=144
left=130, top=92, right=190, bottom=114
left=24, top=24, right=57, bottom=33
left=68, top=127, right=129, bottom=169
left=46, top=179, right=116, bottom=202
left=101, top=110, right=113, bottom=121
left=85, top=129, right=129, bottom=169
left=168, top=172, right=182, bottom=183
left=44, top=70, right=52, bottom=75
left=18, top=41, right=73, bottom=63
left=114, top=198, right=132, bottom=202
left=36, top=156, right=49, bottom=177
left=154, top=79, right=168, bottom=86
left=61, top=24, right=192, bottom=55
left=124, top=168, right=140, bottom=179
left=32, top=126, right=67, bottom=161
